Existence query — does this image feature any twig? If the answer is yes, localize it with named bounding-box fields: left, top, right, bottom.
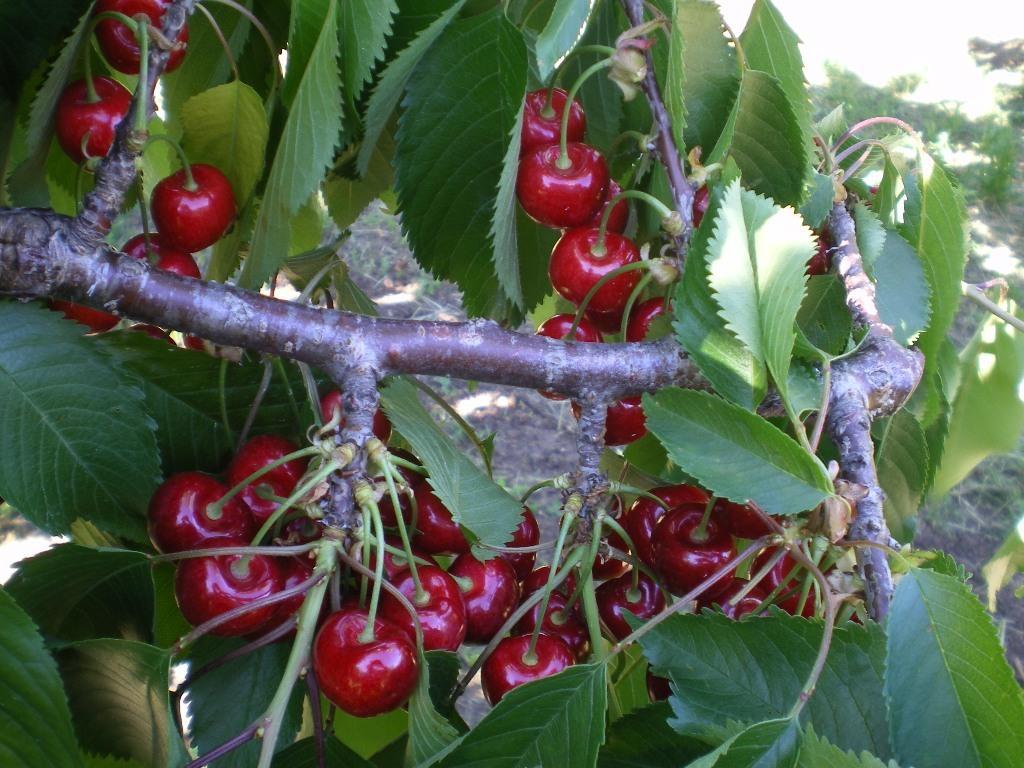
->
left=962, top=282, right=1024, bottom=332
left=306, top=669, right=327, bottom=768
left=184, top=722, right=259, bottom=768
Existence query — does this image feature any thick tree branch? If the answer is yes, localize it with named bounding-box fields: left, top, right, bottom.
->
left=827, top=201, right=890, bottom=332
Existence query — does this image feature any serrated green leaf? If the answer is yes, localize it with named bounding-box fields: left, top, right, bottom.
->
left=490, top=100, right=526, bottom=308
left=799, top=172, right=834, bottom=230
left=852, top=203, right=886, bottom=268
left=815, top=105, right=846, bottom=143
left=873, top=410, right=928, bottom=543
left=798, top=728, right=896, bottom=768
left=0, top=587, right=83, bottom=768
left=6, top=544, right=152, bottom=644
left=797, top=275, right=850, bottom=357
left=282, top=0, right=333, bottom=107
left=271, top=737, right=376, bottom=767
left=339, top=0, right=398, bottom=99
left=686, top=718, right=800, bottom=768
left=407, top=650, right=461, bottom=767
left=440, top=664, right=607, bottom=768
left=515, top=204, right=561, bottom=313
left=0, top=0, right=91, bottom=102
left=644, top=389, right=833, bottom=514
left=886, top=568, right=1024, bottom=768
left=534, top=0, right=596, bottom=81
left=607, top=646, right=655, bottom=721
left=662, top=2, right=687, bottom=152
left=786, top=358, right=824, bottom=417
left=325, top=128, right=394, bottom=231
left=0, top=303, right=160, bottom=541
left=599, top=702, right=708, bottom=767
left=870, top=229, right=931, bottom=346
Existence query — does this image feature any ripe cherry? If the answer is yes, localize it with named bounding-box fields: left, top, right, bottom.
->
left=55, top=77, right=132, bottom=164
left=647, top=669, right=672, bottom=701
left=516, top=143, right=608, bottom=229
left=521, top=566, right=577, bottom=598
left=587, top=179, right=628, bottom=234
left=449, top=554, right=521, bottom=643
left=752, top=548, right=815, bottom=617
left=122, top=234, right=200, bottom=278
left=713, top=499, right=776, bottom=539
left=700, top=578, right=769, bottom=620
left=226, top=435, right=309, bottom=526
left=807, top=235, right=830, bottom=276
left=570, top=396, right=647, bottom=446
left=412, top=486, right=469, bottom=555
left=313, top=606, right=418, bottom=717
left=501, top=506, right=541, bottom=579
left=625, top=297, right=671, bottom=342
left=535, top=315, right=602, bottom=400
left=549, top=228, right=641, bottom=315
left=596, top=572, right=665, bottom=640
left=174, top=541, right=283, bottom=636
left=654, top=503, right=736, bottom=596
left=583, top=308, right=627, bottom=334
left=520, top=88, right=585, bottom=156
left=621, top=484, right=709, bottom=567
left=592, top=525, right=630, bottom=580
left=481, top=634, right=574, bottom=705
left=260, top=555, right=314, bottom=632
left=692, top=185, right=710, bottom=228
left=379, top=565, right=467, bottom=652
left=367, top=538, right=432, bottom=581
left=514, top=590, right=589, bottom=660
left=147, top=471, right=255, bottom=553
left=151, top=164, right=236, bottom=252
left=129, top=323, right=175, bottom=344
left=51, top=300, right=119, bottom=333
left=319, top=389, right=392, bottom=443
left=94, top=0, right=189, bottom=75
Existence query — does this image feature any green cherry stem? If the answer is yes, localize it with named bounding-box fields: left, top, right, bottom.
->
left=206, top=446, right=323, bottom=518
left=597, top=189, right=673, bottom=250
left=134, top=16, right=149, bottom=133
left=339, top=548, right=426, bottom=652
left=600, top=515, right=643, bottom=590
left=375, top=445, right=425, bottom=596
left=565, top=515, right=604, bottom=614
left=567, top=260, right=650, bottom=338
left=527, top=511, right=576, bottom=660
left=204, top=0, right=281, bottom=112
left=143, top=134, right=197, bottom=190
left=618, top=272, right=654, bottom=338
left=357, top=491, right=389, bottom=643
left=519, top=478, right=558, bottom=503
left=82, top=45, right=99, bottom=103
left=543, top=43, right=618, bottom=112
left=557, top=59, right=612, bottom=169
left=249, top=460, right=340, bottom=544
left=387, top=454, right=428, bottom=476
left=690, top=495, right=717, bottom=543
left=218, top=358, right=233, bottom=444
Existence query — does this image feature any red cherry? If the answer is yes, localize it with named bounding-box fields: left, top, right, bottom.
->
left=151, top=164, right=236, bottom=252
left=752, top=548, right=815, bottom=617
left=713, top=499, right=776, bottom=539
left=450, top=554, right=521, bottom=643
left=54, top=77, right=132, bottom=164
left=514, top=591, right=589, bottom=660
left=549, top=228, right=641, bottom=315
left=313, top=606, right=418, bottom=717
left=807, top=235, right=830, bottom=276
left=50, top=300, right=119, bottom=333
left=586, top=179, right=628, bottom=234
left=183, top=335, right=206, bottom=352
left=129, top=323, right=175, bottom=344
left=261, top=556, right=314, bottom=632
left=147, top=471, right=255, bottom=554
left=412, top=486, right=469, bottom=555
left=226, top=435, right=309, bottom=526
left=319, top=389, right=392, bottom=443
left=692, top=185, right=710, bottom=228
left=521, top=566, right=576, bottom=598
left=174, top=542, right=284, bottom=636
left=647, top=669, right=672, bottom=701
left=521, top=88, right=586, bottom=156
left=700, top=578, right=769, bottom=620
left=516, top=143, right=609, bottom=229
left=625, top=297, right=671, bottom=342
left=94, top=0, right=189, bottom=74
left=654, top=503, right=736, bottom=596
left=583, top=308, right=627, bottom=334
left=122, top=234, right=200, bottom=278
left=535, top=314, right=602, bottom=400
left=596, top=572, right=665, bottom=640
left=366, top=538, right=432, bottom=581
left=501, top=506, right=541, bottom=579
left=592, top=546, right=629, bottom=581
left=481, top=634, right=574, bottom=705
left=570, top=395, right=647, bottom=446
left=621, top=484, right=710, bottom=567
left=379, top=565, right=467, bottom=652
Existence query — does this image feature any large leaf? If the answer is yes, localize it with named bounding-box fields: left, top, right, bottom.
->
left=643, top=389, right=833, bottom=515
left=852, top=203, right=886, bottom=269
left=282, top=0, right=333, bottom=107
left=798, top=728, right=896, bottom=768
left=241, top=0, right=341, bottom=288
left=490, top=100, right=527, bottom=308
left=873, top=410, right=928, bottom=543
left=797, top=275, right=850, bottom=357
left=407, top=651, right=462, bottom=766
left=886, top=568, right=1024, bottom=768
left=325, top=127, right=394, bottom=231
left=0, top=0, right=91, bottom=101
left=870, top=229, right=931, bottom=346
left=599, top=703, right=708, bottom=768
left=394, top=9, right=527, bottom=315
left=640, top=611, right=890, bottom=757
left=686, top=718, right=800, bottom=768
left=534, top=0, right=596, bottom=80
left=0, top=588, right=83, bottom=768
left=440, top=663, right=607, bottom=768
left=0, top=303, right=160, bottom=541
left=982, top=514, right=1024, bottom=610
left=339, top=0, right=398, bottom=99
left=6, top=544, right=152, bottom=644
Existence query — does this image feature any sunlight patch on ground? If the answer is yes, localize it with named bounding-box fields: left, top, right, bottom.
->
left=453, top=391, right=515, bottom=418
left=374, top=285, right=421, bottom=305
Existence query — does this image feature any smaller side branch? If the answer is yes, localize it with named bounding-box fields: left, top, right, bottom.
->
left=962, top=281, right=1024, bottom=332
left=827, top=202, right=889, bottom=332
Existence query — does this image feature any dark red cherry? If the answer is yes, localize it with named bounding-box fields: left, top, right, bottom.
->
left=319, top=389, right=392, bottom=443
left=313, top=606, right=418, bottom=717
left=412, top=486, right=469, bottom=555
left=516, top=143, right=609, bottom=229
left=501, top=506, right=541, bottom=579
left=521, top=88, right=586, bottom=156
left=514, top=591, right=589, bottom=660
left=692, top=185, right=710, bottom=228
left=129, top=323, right=175, bottom=344
left=583, top=308, right=627, bottom=334
left=587, top=179, right=628, bottom=234
left=807, top=235, right=830, bottom=276
left=450, top=554, right=521, bottom=643
left=54, top=77, right=132, bottom=164
left=261, top=556, right=314, bottom=632
left=549, top=228, right=641, bottom=315
left=379, top=565, right=467, bottom=652
left=654, top=503, right=736, bottom=596
left=647, top=669, right=672, bottom=701
left=592, top=546, right=630, bottom=581
left=94, top=0, right=189, bottom=75
left=700, top=578, right=769, bottom=619
left=570, top=395, right=647, bottom=446
left=147, top=471, right=255, bottom=554
left=621, top=484, right=710, bottom=567
left=625, top=297, right=672, bottom=342
left=753, top=548, right=815, bottom=617
left=481, top=634, right=574, bottom=705
left=151, top=163, right=236, bottom=252
left=227, top=435, right=309, bottom=526
left=521, top=566, right=577, bottom=598
left=122, top=233, right=201, bottom=278
left=713, top=499, right=776, bottom=539
left=596, top=572, right=665, bottom=640
left=50, top=300, right=119, bottom=333
left=174, top=541, right=283, bottom=636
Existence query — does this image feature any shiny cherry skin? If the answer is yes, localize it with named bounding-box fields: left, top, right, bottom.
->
left=174, top=540, right=284, bottom=636
left=753, top=548, right=814, bottom=616
left=313, top=606, right=418, bottom=717
left=94, top=0, right=189, bottom=74
left=261, top=555, right=314, bottom=632
left=147, top=471, right=255, bottom=553
left=571, top=395, right=647, bottom=446
left=621, top=484, right=710, bottom=567
left=151, top=164, right=236, bottom=252
left=55, top=77, right=132, bottom=164
left=647, top=669, right=672, bottom=701
left=514, top=590, right=589, bottom=660
left=481, top=633, right=575, bottom=705
left=501, top=506, right=541, bottom=579
left=713, top=499, right=776, bottom=539
left=596, top=571, right=665, bottom=640
left=692, top=185, right=710, bottom=228
left=583, top=308, right=627, bottom=334
left=51, top=300, right=119, bottom=333
left=654, top=503, right=736, bottom=596
left=412, top=486, right=469, bottom=555
left=521, top=88, right=586, bottom=155
left=366, top=537, right=432, bottom=581
left=549, top=228, right=641, bottom=315
left=535, top=315, right=602, bottom=400
left=122, top=234, right=200, bottom=278
left=625, top=297, right=671, bottom=342
left=379, top=565, right=467, bottom=652
left=226, top=435, right=309, bottom=525
left=587, top=179, right=628, bottom=234
left=806, top=235, right=830, bottom=276
left=319, top=389, right=392, bottom=443
left=129, top=323, right=175, bottom=344
left=700, top=578, right=769, bottom=619
left=450, top=554, right=521, bottom=643
left=516, top=143, right=609, bottom=229
left=521, top=566, right=576, bottom=598
left=592, top=545, right=630, bottom=581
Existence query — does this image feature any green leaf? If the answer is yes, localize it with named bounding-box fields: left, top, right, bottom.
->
left=686, top=718, right=800, bottom=768
left=599, top=702, right=708, bottom=767
left=852, top=203, right=886, bottom=268
left=798, top=728, right=896, bottom=768
left=886, top=568, right=1024, bottom=768
left=515, top=204, right=561, bottom=313
left=0, top=303, right=160, bottom=541
left=180, top=81, right=269, bottom=206
left=241, top=0, right=342, bottom=288
left=58, top=640, right=187, bottom=768
left=282, top=0, right=333, bottom=107
left=797, top=275, right=850, bottom=357
left=394, top=9, right=527, bottom=315
left=870, top=229, right=931, bottom=346
left=6, top=544, right=152, bottom=644
left=440, top=663, right=607, bottom=768
left=490, top=100, right=527, bottom=308
left=339, top=0, right=398, bottom=99
left=82, top=754, right=146, bottom=768
left=640, top=612, right=890, bottom=757
left=662, top=1, right=687, bottom=152
left=608, top=645, right=658, bottom=721
left=325, top=128, right=394, bottom=232
left=873, top=410, right=928, bottom=543
left=0, top=587, right=83, bottom=768
left=534, top=0, right=596, bottom=80
left=644, top=389, right=832, bottom=515
left=407, top=651, right=461, bottom=766
left=706, top=178, right=815, bottom=398
left=380, top=378, right=521, bottom=554
left=0, top=0, right=91, bottom=101
left=271, top=736, right=376, bottom=767
left=356, top=0, right=466, bottom=177
left=799, top=172, right=834, bottom=230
